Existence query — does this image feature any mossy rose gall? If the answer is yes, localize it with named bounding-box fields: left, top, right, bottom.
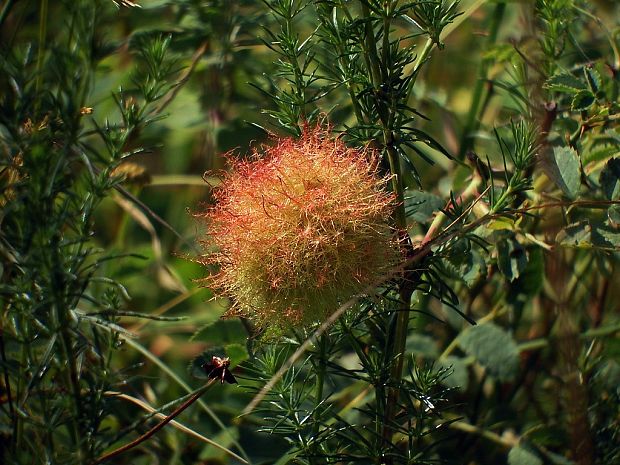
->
left=197, top=126, right=403, bottom=332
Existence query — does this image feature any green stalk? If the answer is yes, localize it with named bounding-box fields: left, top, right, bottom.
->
left=59, top=325, right=86, bottom=462
left=285, top=21, right=305, bottom=119
left=409, top=37, right=434, bottom=84
left=35, top=0, right=49, bottom=114
left=52, top=242, right=89, bottom=463
left=361, top=3, right=384, bottom=89
left=314, top=334, right=326, bottom=422
left=457, top=2, right=506, bottom=160
left=310, top=334, right=327, bottom=464
left=359, top=2, right=411, bottom=458
left=15, top=328, right=28, bottom=452
left=381, top=2, right=395, bottom=74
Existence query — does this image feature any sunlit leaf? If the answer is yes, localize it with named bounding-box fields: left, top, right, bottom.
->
left=571, top=90, right=595, bottom=111
left=486, top=217, right=517, bottom=231
left=544, top=73, right=586, bottom=94
left=224, top=343, right=250, bottom=368
left=556, top=221, right=592, bottom=248
left=584, top=66, right=601, bottom=93
left=557, top=221, right=620, bottom=249
left=549, top=146, right=581, bottom=198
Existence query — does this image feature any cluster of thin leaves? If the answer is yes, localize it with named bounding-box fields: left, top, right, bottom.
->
left=245, top=304, right=455, bottom=464
left=0, top=3, right=178, bottom=463
left=242, top=1, right=482, bottom=464
left=239, top=1, right=620, bottom=464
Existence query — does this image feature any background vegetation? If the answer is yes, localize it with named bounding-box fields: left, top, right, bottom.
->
left=1, top=1, right=619, bottom=464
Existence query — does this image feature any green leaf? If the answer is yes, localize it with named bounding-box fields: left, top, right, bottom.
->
left=497, top=237, right=527, bottom=282
left=556, top=221, right=592, bottom=248
left=224, top=343, right=250, bottom=368
left=486, top=216, right=517, bottom=231
left=557, top=220, right=620, bottom=250
left=446, top=249, right=486, bottom=287
left=584, top=66, right=601, bottom=93
left=583, top=145, right=619, bottom=165
left=458, top=323, right=519, bottom=381
left=482, top=43, right=516, bottom=62
left=461, top=250, right=486, bottom=287
left=571, top=90, right=595, bottom=111
left=404, top=190, right=444, bottom=223
left=508, top=444, right=543, bottom=465
left=592, top=224, right=620, bottom=248
left=199, top=427, right=240, bottom=460
left=549, top=146, right=581, bottom=198
left=600, top=157, right=620, bottom=200
left=544, top=73, right=587, bottom=94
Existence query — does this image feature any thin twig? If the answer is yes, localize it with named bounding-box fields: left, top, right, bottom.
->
left=92, top=380, right=216, bottom=464
left=113, top=182, right=201, bottom=254
left=104, top=390, right=248, bottom=464
left=155, top=41, right=209, bottom=114
left=511, top=198, right=620, bottom=213
left=242, top=189, right=612, bottom=415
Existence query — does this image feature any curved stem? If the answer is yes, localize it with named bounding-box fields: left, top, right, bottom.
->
left=409, top=37, right=434, bottom=84
left=423, top=173, right=483, bottom=245
left=91, top=381, right=215, bottom=465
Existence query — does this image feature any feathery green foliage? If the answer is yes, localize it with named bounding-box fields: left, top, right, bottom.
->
left=1, top=1, right=618, bottom=464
